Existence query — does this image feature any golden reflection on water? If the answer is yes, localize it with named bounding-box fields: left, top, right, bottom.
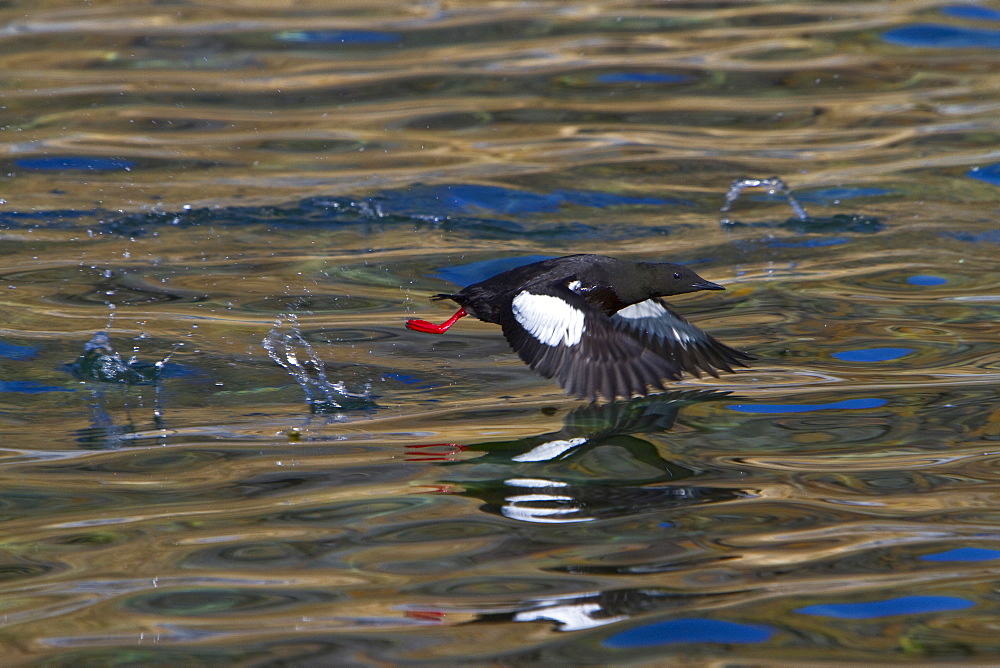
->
left=1, top=0, right=1000, bottom=664
left=1, top=1, right=997, bottom=209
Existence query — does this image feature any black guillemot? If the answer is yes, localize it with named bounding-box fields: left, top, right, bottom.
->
left=406, top=254, right=754, bottom=401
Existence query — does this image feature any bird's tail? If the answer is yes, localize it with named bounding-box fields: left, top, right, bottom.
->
left=430, top=293, right=460, bottom=302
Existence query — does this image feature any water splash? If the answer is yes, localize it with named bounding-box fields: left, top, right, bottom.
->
left=263, top=314, right=377, bottom=414
left=64, top=329, right=175, bottom=447
left=719, top=176, right=884, bottom=234
left=720, top=176, right=809, bottom=222
left=69, top=331, right=178, bottom=384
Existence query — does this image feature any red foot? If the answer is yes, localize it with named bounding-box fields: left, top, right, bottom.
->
left=411, top=484, right=458, bottom=494
left=406, top=308, right=467, bottom=334
left=405, top=443, right=467, bottom=462
left=405, top=609, right=446, bottom=622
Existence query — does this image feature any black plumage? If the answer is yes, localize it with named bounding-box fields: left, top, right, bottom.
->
left=406, top=254, right=754, bottom=401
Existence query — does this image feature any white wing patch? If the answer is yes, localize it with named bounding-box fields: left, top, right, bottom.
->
left=616, top=300, right=666, bottom=319
left=614, top=299, right=697, bottom=345
left=512, top=291, right=586, bottom=347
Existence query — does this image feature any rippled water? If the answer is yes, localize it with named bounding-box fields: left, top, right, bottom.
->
left=2, top=1, right=999, bottom=664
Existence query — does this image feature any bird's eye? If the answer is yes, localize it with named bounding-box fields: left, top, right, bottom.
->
left=673, top=272, right=681, bottom=279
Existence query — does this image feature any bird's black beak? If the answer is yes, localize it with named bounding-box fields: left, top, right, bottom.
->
left=693, top=280, right=725, bottom=291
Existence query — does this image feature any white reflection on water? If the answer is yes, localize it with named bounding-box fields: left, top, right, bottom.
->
left=1, top=0, right=999, bottom=664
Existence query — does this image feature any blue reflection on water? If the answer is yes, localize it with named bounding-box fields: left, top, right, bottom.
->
left=388, top=183, right=681, bottom=216
left=0, top=340, right=37, bottom=360
left=942, top=5, right=1000, bottom=21
left=881, top=24, right=1000, bottom=48
left=276, top=30, right=400, bottom=44
left=796, top=595, right=973, bottom=619
left=603, top=618, right=775, bottom=648
left=946, top=229, right=1000, bottom=244
left=431, top=251, right=716, bottom=286
left=15, top=156, right=135, bottom=171
left=433, top=255, right=554, bottom=286
left=907, top=274, right=948, bottom=286
left=381, top=372, right=439, bottom=389
left=0, top=380, right=73, bottom=394
left=832, top=348, right=915, bottom=362
left=557, top=189, right=692, bottom=208
left=921, top=547, right=1000, bottom=562
left=595, top=72, right=693, bottom=84
left=728, top=398, right=888, bottom=414
left=738, top=187, right=890, bottom=210
left=794, top=187, right=894, bottom=204
left=968, top=163, right=1000, bottom=186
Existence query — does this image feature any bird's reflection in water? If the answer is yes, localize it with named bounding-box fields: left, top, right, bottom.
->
left=407, top=390, right=747, bottom=524
left=403, top=390, right=752, bottom=632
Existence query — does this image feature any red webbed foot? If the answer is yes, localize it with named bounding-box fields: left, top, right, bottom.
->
left=406, top=308, right=467, bottom=334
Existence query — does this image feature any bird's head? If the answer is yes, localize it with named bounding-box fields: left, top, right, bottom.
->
left=645, top=263, right=725, bottom=296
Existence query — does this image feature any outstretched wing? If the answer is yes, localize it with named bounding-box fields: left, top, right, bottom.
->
left=611, top=298, right=754, bottom=378
left=499, top=284, right=686, bottom=401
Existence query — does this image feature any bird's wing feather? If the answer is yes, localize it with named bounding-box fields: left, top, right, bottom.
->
left=612, top=298, right=754, bottom=378
left=499, top=283, right=684, bottom=401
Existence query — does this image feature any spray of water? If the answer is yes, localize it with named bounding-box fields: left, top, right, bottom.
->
left=263, top=313, right=376, bottom=414
left=73, top=330, right=178, bottom=384
left=720, top=176, right=809, bottom=223
left=70, top=326, right=175, bottom=447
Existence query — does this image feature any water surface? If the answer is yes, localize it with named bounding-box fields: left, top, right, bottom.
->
left=1, top=1, right=999, bottom=664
